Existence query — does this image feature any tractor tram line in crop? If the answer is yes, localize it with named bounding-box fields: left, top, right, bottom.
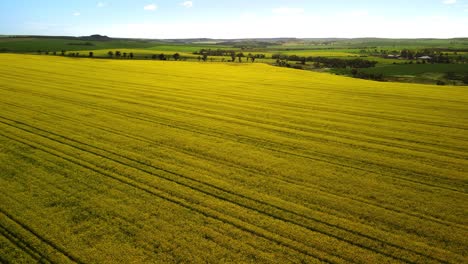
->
left=1, top=54, right=467, bottom=263
left=0, top=115, right=455, bottom=263
left=0, top=84, right=464, bottom=195
left=2, top=100, right=466, bottom=238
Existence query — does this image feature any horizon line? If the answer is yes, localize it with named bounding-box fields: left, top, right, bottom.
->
left=2, top=34, right=468, bottom=41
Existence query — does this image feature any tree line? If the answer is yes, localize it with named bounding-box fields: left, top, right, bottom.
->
left=361, top=48, right=467, bottom=63
left=350, top=69, right=384, bottom=81
left=272, top=54, right=378, bottom=68
left=194, top=49, right=266, bottom=62
left=106, top=51, right=135, bottom=59
left=36, top=49, right=186, bottom=61
left=149, top=53, right=181, bottom=61
left=399, top=49, right=452, bottom=63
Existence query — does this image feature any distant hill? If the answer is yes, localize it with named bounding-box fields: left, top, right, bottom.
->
left=80, top=34, right=112, bottom=41
left=1, top=35, right=467, bottom=53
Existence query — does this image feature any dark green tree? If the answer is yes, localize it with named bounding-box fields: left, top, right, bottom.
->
left=230, top=52, right=236, bottom=62
left=462, top=74, right=468, bottom=85
left=247, top=53, right=254, bottom=62
left=236, top=52, right=245, bottom=62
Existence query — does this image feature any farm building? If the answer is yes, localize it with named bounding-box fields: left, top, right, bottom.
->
left=418, top=55, right=432, bottom=60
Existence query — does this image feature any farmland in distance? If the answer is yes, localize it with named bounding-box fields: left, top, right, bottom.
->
left=0, top=54, right=467, bottom=263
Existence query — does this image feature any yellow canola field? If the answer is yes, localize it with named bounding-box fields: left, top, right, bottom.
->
left=0, top=54, right=467, bottom=263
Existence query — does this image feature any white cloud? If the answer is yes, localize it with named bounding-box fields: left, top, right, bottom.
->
left=97, top=2, right=106, bottom=8
left=442, top=0, right=456, bottom=4
left=144, top=4, right=158, bottom=11
left=64, top=8, right=468, bottom=39
left=181, top=1, right=193, bottom=8
left=272, top=7, right=304, bottom=15
left=72, top=12, right=81, bottom=16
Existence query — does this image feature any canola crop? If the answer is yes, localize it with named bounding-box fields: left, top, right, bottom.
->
left=0, top=54, right=467, bottom=263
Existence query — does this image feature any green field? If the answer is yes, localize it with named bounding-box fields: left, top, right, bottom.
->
left=2, top=37, right=467, bottom=85
left=362, top=63, right=468, bottom=75
left=269, top=38, right=468, bottom=50
left=269, top=50, right=359, bottom=57
left=68, top=49, right=197, bottom=59
left=355, top=64, right=468, bottom=85
left=0, top=38, right=155, bottom=52
left=0, top=37, right=229, bottom=53
left=1, top=54, right=467, bottom=263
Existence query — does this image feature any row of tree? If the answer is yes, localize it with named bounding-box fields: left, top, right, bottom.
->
left=272, top=54, right=378, bottom=68
left=194, top=49, right=266, bottom=62
left=148, top=53, right=181, bottom=60
left=444, top=72, right=468, bottom=85
left=275, top=60, right=305, bottom=70
left=350, top=69, right=385, bottom=81
left=107, top=51, right=134, bottom=59
left=37, top=50, right=65, bottom=55
left=38, top=50, right=92, bottom=57
left=194, top=49, right=236, bottom=56
left=360, top=48, right=467, bottom=63
left=195, top=49, right=266, bottom=58
left=399, top=49, right=453, bottom=63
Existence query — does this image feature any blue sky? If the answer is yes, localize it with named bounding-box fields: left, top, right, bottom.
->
left=1, top=0, right=467, bottom=38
